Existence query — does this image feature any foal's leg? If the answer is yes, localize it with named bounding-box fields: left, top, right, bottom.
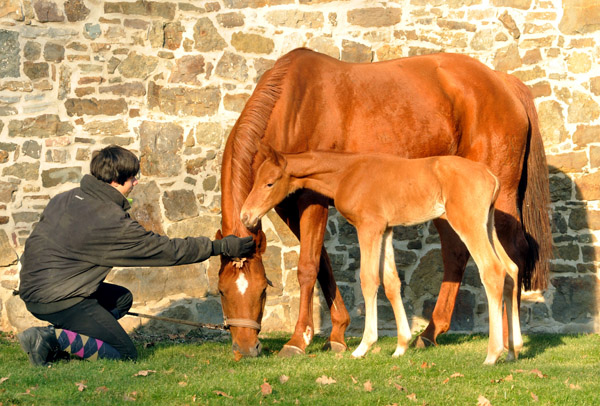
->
left=491, top=227, right=523, bottom=361
left=381, top=228, right=412, bottom=357
left=352, top=225, right=385, bottom=358
left=445, top=207, right=505, bottom=364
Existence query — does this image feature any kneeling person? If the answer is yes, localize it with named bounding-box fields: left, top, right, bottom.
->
left=17, top=145, right=254, bottom=366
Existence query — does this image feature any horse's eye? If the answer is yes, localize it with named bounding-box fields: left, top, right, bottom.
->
left=266, top=183, right=273, bottom=188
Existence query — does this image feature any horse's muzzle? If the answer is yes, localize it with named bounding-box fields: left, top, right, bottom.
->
left=232, top=339, right=262, bottom=357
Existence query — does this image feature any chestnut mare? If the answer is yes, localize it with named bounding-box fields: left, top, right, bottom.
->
left=240, top=147, right=522, bottom=364
left=218, top=48, right=550, bottom=358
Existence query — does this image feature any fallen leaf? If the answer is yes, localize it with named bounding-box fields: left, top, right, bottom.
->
left=75, top=382, right=87, bottom=392
left=450, top=372, right=464, bottom=378
left=95, top=386, right=109, bottom=393
left=372, top=346, right=381, bottom=354
left=442, top=378, right=450, bottom=384
left=124, top=391, right=138, bottom=401
left=315, top=375, right=336, bottom=385
left=214, top=390, right=233, bottom=399
left=363, top=380, right=373, bottom=392
left=394, top=383, right=406, bottom=392
left=531, top=369, right=545, bottom=379
left=0, top=376, right=9, bottom=384
left=133, top=370, right=156, bottom=377
left=351, top=375, right=358, bottom=384
left=406, top=393, right=417, bottom=401
left=279, top=375, right=289, bottom=384
left=531, top=392, right=539, bottom=401
left=505, top=374, right=514, bottom=381
left=261, top=381, right=272, bottom=396
left=178, top=381, right=188, bottom=387
left=477, top=395, right=492, bottom=406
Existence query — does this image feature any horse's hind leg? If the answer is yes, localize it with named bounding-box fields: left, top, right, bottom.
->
left=414, top=218, right=470, bottom=348
left=381, top=228, right=411, bottom=357
left=352, top=225, right=385, bottom=358
left=492, top=227, right=523, bottom=361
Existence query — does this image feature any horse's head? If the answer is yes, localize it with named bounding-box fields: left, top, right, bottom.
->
left=217, top=228, right=269, bottom=357
left=240, top=144, right=290, bottom=229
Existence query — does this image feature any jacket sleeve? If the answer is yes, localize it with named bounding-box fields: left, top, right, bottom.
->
left=95, top=213, right=215, bottom=268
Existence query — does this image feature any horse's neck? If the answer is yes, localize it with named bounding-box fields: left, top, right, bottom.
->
left=285, top=152, right=355, bottom=199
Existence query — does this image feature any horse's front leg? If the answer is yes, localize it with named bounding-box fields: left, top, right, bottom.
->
left=414, top=218, right=470, bottom=348
left=276, top=192, right=348, bottom=356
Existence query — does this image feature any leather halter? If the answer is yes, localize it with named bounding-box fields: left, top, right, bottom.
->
left=223, top=317, right=261, bottom=331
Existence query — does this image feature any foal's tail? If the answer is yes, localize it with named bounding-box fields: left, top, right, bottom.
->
left=507, top=76, right=552, bottom=291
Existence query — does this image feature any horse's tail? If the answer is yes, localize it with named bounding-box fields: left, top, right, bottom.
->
left=509, top=76, right=553, bottom=291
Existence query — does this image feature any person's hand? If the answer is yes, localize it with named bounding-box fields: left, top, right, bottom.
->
left=212, top=235, right=255, bottom=258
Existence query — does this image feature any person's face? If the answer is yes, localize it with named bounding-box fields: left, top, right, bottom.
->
left=111, top=174, right=139, bottom=197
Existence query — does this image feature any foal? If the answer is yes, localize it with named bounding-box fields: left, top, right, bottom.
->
left=240, top=145, right=522, bottom=364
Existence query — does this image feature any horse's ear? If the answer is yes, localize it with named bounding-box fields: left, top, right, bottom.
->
left=215, top=229, right=223, bottom=240
left=256, top=229, right=267, bottom=255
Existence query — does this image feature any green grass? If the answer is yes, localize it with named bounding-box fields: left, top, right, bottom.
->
left=1, top=331, right=599, bottom=405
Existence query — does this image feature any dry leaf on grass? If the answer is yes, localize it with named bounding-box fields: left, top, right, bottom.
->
left=133, top=370, right=156, bottom=377
left=75, top=382, right=87, bottom=392
left=315, top=375, right=336, bottom=385
left=178, top=381, right=188, bottom=387
left=124, top=391, right=138, bottom=401
left=261, top=380, right=272, bottom=396
left=531, top=392, right=539, bottom=401
left=564, top=379, right=582, bottom=390
left=406, top=393, right=418, bottom=401
left=371, top=346, right=381, bottom=354
left=351, top=375, right=358, bottom=384
left=95, top=386, right=109, bottom=393
left=0, top=377, right=9, bottom=384
left=214, top=390, right=233, bottom=399
left=443, top=372, right=464, bottom=384
left=279, top=375, right=289, bottom=384
left=477, top=395, right=492, bottom=406
left=363, top=380, right=373, bottom=392
left=394, top=383, right=406, bottom=392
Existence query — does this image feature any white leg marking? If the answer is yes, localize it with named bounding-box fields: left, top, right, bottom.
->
left=303, top=326, right=313, bottom=345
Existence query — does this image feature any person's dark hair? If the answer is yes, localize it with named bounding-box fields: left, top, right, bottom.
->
left=90, top=145, right=140, bottom=185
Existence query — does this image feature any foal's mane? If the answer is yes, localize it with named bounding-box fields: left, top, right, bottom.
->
left=228, top=50, right=296, bottom=233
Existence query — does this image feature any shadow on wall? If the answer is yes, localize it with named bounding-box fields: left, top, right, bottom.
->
left=314, top=165, right=597, bottom=339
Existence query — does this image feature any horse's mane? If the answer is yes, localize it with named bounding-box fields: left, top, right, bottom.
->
left=228, top=50, right=296, bottom=233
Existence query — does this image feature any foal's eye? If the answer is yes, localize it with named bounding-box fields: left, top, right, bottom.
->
left=266, top=183, right=273, bottom=188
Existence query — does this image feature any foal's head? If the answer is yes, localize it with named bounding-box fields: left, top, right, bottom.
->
left=240, top=145, right=291, bottom=229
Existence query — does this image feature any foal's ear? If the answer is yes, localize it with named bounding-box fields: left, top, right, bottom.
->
left=257, top=142, right=286, bottom=167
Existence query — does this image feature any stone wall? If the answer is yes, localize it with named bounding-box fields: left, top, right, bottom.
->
left=0, top=0, right=599, bottom=337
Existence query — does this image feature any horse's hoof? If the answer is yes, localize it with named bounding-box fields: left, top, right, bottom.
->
left=278, top=345, right=305, bottom=358
left=411, top=335, right=436, bottom=349
left=323, top=341, right=347, bottom=353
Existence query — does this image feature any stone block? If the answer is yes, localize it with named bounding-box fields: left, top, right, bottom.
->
left=575, top=171, right=600, bottom=201
left=215, top=51, right=248, bottom=81
left=129, top=181, right=165, bottom=235
left=169, top=55, right=205, bottom=85
left=0, top=229, right=18, bottom=266
left=408, top=249, right=444, bottom=298
left=193, top=17, right=226, bottom=52
left=139, top=121, right=183, bottom=177
left=2, top=162, right=39, bottom=181
left=41, top=167, right=82, bottom=187
left=231, top=32, right=274, bottom=54
left=33, top=0, right=64, bottom=22
left=118, top=52, right=158, bottom=79
left=551, top=275, right=598, bottom=324
left=163, top=189, right=199, bottom=221
left=65, top=98, right=128, bottom=116
left=568, top=92, right=600, bottom=124
left=0, top=179, right=19, bottom=203
left=341, top=40, right=372, bottom=63
left=559, top=0, right=600, bottom=34
left=104, top=1, right=176, bottom=20
left=347, top=7, right=401, bottom=27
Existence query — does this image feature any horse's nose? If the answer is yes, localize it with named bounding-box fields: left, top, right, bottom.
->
left=232, top=340, right=262, bottom=357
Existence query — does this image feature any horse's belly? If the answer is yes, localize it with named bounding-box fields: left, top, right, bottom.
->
left=388, top=200, right=446, bottom=227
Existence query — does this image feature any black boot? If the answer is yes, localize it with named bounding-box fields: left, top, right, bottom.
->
left=17, top=326, right=60, bottom=367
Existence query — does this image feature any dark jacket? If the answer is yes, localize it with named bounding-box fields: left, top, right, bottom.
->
left=19, top=174, right=215, bottom=314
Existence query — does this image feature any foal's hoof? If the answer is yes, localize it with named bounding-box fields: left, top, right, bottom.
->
left=323, top=341, right=347, bottom=353
left=278, top=345, right=305, bottom=358
left=411, top=335, right=436, bottom=349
